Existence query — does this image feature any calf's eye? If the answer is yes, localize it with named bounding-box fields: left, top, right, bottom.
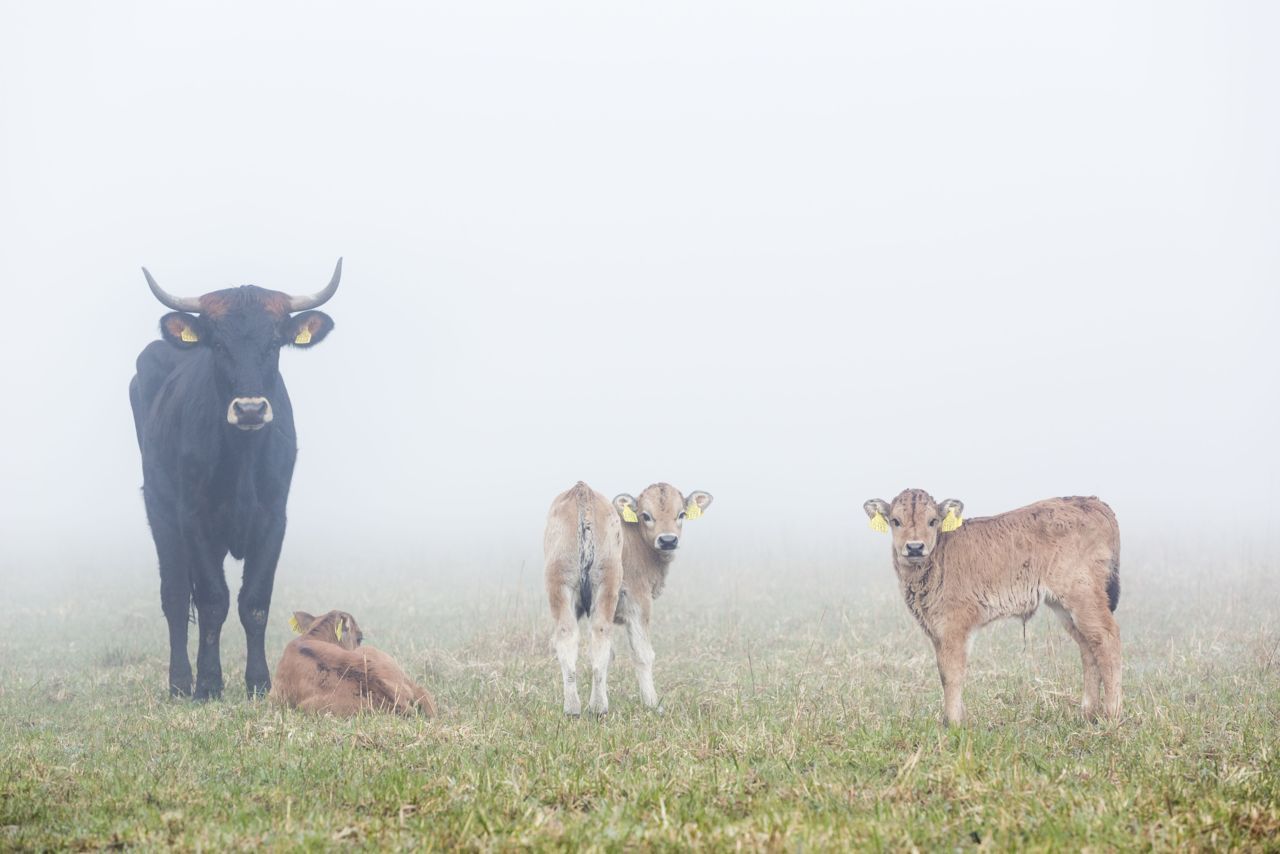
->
left=928, top=518, right=937, bottom=527
left=641, top=512, right=653, bottom=523
left=891, top=519, right=901, bottom=528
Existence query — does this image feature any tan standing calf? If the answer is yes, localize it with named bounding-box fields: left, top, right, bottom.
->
left=270, top=610, right=437, bottom=717
left=544, top=481, right=712, bottom=715
left=863, top=489, right=1121, bottom=725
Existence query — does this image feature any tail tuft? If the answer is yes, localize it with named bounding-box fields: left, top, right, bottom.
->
left=575, top=487, right=595, bottom=619
left=1106, top=560, right=1120, bottom=612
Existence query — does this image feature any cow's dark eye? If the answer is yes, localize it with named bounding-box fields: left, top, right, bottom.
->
left=891, top=518, right=901, bottom=528
left=928, top=518, right=937, bottom=527
left=641, top=512, right=653, bottom=523
left=677, top=511, right=686, bottom=520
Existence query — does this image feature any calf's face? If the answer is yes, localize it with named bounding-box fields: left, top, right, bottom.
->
left=614, top=484, right=713, bottom=553
left=291, top=610, right=364, bottom=651
left=864, top=489, right=963, bottom=563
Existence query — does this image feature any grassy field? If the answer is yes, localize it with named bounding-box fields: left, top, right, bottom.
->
left=2, top=549, right=1278, bottom=850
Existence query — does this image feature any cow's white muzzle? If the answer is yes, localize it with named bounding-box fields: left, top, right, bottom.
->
left=227, top=397, right=273, bottom=430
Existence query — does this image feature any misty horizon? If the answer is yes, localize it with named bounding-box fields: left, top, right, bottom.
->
left=2, top=1, right=1276, bottom=590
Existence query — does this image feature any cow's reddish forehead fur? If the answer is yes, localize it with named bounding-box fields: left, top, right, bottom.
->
left=891, top=488, right=938, bottom=522
left=198, top=286, right=291, bottom=318
left=638, top=483, right=680, bottom=513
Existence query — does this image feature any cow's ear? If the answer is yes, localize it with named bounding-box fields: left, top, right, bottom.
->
left=613, top=494, right=640, bottom=523
left=289, top=611, right=316, bottom=634
left=283, top=311, right=334, bottom=348
left=160, top=312, right=203, bottom=348
left=939, top=499, right=964, bottom=531
left=684, top=491, right=713, bottom=520
left=864, top=499, right=891, bottom=533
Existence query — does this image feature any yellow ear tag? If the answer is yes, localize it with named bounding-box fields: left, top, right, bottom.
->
left=684, top=501, right=702, bottom=521
left=335, top=620, right=344, bottom=642
left=180, top=327, right=199, bottom=343
left=868, top=512, right=889, bottom=533
left=941, top=508, right=963, bottom=532
left=289, top=615, right=302, bottom=634
left=621, top=504, right=639, bottom=523
left=294, top=326, right=313, bottom=345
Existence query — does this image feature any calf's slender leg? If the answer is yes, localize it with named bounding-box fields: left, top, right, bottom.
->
left=1048, top=599, right=1102, bottom=719
left=935, top=633, right=969, bottom=726
left=1076, top=600, right=1123, bottom=719
left=623, top=601, right=659, bottom=709
left=587, top=558, right=622, bottom=716
left=547, top=570, right=582, bottom=716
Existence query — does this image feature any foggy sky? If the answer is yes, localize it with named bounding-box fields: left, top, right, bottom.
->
left=1, top=1, right=1277, bottom=584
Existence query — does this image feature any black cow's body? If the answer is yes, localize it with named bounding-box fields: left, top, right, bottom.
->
left=130, top=268, right=338, bottom=698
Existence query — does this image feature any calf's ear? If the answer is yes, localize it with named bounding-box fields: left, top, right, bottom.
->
left=863, top=499, right=890, bottom=533
left=613, top=494, right=639, bottom=523
left=863, top=499, right=890, bottom=519
left=283, top=311, right=334, bottom=347
left=939, top=499, right=965, bottom=531
left=160, top=312, right=204, bottom=348
left=684, top=491, right=713, bottom=520
left=289, top=611, right=316, bottom=634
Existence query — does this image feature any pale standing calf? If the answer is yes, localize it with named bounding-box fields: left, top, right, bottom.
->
left=863, top=489, right=1121, bottom=724
left=544, top=481, right=712, bottom=715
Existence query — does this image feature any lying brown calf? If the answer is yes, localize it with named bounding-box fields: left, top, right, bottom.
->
left=269, top=610, right=436, bottom=717
left=864, top=490, right=1122, bottom=725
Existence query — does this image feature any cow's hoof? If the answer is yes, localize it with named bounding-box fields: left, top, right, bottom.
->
left=169, top=682, right=193, bottom=698
left=246, top=679, right=271, bottom=699
left=194, top=683, right=224, bottom=701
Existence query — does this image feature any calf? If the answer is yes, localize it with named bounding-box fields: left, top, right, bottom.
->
left=270, top=610, right=436, bottom=716
left=863, top=489, right=1121, bottom=724
left=544, top=481, right=712, bottom=715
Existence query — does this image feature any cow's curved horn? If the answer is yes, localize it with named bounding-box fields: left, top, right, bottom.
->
left=142, top=268, right=202, bottom=312
left=286, top=258, right=342, bottom=312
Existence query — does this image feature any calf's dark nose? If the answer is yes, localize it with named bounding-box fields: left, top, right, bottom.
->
left=656, top=534, right=679, bottom=550
left=905, top=541, right=925, bottom=556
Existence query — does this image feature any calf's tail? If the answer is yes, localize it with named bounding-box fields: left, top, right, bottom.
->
left=575, top=484, right=595, bottom=619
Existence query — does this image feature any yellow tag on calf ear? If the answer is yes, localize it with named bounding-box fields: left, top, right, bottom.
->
left=868, top=512, right=889, bottom=533
left=335, top=619, right=344, bottom=641
left=684, top=501, right=702, bottom=521
left=621, top=505, right=639, bottom=523
left=289, top=615, right=302, bottom=634
left=941, top=508, right=963, bottom=532
left=294, top=326, right=313, bottom=345
left=180, top=327, right=199, bottom=343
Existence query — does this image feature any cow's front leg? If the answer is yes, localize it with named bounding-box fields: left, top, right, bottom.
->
left=624, top=611, right=660, bottom=710
left=239, top=512, right=286, bottom=697
left=192, top=573, right=230, bottom=700
left=187, top=526, right=229, bottom=700
left=935, top=632, right=969, bottom=726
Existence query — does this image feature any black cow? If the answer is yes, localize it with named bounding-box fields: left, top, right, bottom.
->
left=130, top=260, right=340, bottom=698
